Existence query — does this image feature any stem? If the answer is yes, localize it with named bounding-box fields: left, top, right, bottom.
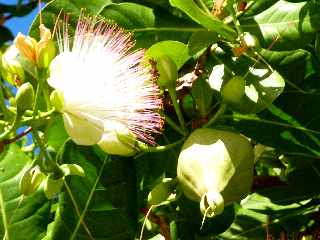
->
left=164, top=114, right=185, bottom=136
left=131, top=27, right=203, bottom=33
left=139, top=138, right=185, bottom=153
left=4, top=127, right=32, bottom=144
left=203, top=103, right=227, bottom=127
left=195, top=0, right=211, bottom=15
left=226, top=2, right=243, bottom=37
left=0, top=115, right=21, bottom=141
left=22, top=108, right=55, bottom=125
left=64, top=180, right=94, bottom=240
left=69, top=157, right=108, bottom=240
left=32, top=70, right=45, bottom=119
left=224, top=114, right=320, bottom=135
left=168, top=88, right=187, bottom=135
left=0, top=86, right=9, bottom=120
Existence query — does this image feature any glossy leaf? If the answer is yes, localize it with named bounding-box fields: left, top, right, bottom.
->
left=145, top=40, right=191, bottom=70
left=241, top=0, right=320, bottom=50
left=100, top=3, right=155, bottom=29
left=188, top=30, right=217, bottom=57
left=42, top=143, right=137, bottom=239
left=169, top=0, right=236, bottom=41
left=0, top=144, right=51, bottom=240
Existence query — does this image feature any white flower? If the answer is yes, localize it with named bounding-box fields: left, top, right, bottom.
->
left=48, top=16, right=163, bottom=155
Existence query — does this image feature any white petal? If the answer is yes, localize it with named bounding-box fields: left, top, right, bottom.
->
left=62, top=112, right=104, bottom=145
left=98, top=121, right=137, bottom=156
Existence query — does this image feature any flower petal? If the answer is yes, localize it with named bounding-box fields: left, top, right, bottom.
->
left=62, top=112, right=104, bottom=145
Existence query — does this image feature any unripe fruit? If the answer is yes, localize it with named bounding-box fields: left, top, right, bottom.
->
left=177, top=128, right=254, bottom=217
left=156, top=55, right=178, bottom=90
left=15, top=82, right=35, bottom=114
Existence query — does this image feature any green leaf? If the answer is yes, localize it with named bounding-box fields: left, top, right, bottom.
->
left=241, top=0, right=320, bottom=50
left=286, top=156, right=320, bottom=197
left=169, top=0, right=236, bottom=41
left=242, top=0, right=278, bottom=17
left=188, top=30, right=217, bottom=57
left=46, top=116, right=69, bottom=152
left=231, top=104, right=320, bottom=156
left=43, top=143, right=137, bottom=239
left=219, top=189, right=318, bottom=239
left=29, top=0, right=113, bottom=37
left=100, top=3, right=155, bottom=29
left=0, top=144, right=51, bottom=240
left=145, top=40, right=191, bottom=70
left=260, top=48, right=318, bottom=85
left=191, top=77, right=214, bottom=117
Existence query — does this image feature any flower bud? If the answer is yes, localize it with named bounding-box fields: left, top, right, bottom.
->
left=177, top=128, right=254, bottom=217
left=19, top=165, right=44, bottom=196
left=1, top=45, right=25, bottom=85
left=98, top=120, right=137, bottom=156
left=14, top=33, right=37, bottom=63
left=50, top=90, right=64, bottom=112
left=15, top=82, right=35, bottom=114
left=36, top=24, right=56, bottom=68
left=156, top=55, right=178, bottom=90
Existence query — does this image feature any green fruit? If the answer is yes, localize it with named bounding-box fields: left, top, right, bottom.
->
left=177, top=128, right=254, bottom=217
left=15, top=82, right=35, bottom=114
left=156, top=55, right=178, bottom=90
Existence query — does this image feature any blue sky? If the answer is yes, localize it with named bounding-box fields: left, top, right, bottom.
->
left=1, top=0, right=39, bottom=35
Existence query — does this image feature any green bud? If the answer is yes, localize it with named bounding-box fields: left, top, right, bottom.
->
left=1, top=46, right=25, bottom=85
left=156, top=55, right=178, bottom=90
left=19, top=165, right=44, bottom=196
left=44, top=175, right=64, bottom=199
left=15, top=82, right=35, bottom=114
left=37, top=39, right=56, bottom=69
left=50, top=90, right=64, bottom=112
